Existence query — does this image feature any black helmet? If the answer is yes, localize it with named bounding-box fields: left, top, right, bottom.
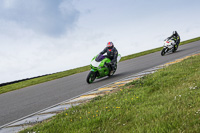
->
left=173, top=31, right=178, bottom=36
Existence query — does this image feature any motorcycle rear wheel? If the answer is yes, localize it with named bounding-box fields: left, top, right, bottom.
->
left=86, top=71, right=97, bottom=84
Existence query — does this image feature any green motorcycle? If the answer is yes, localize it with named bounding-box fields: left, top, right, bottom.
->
left=86, top=54, right=121, bottom=84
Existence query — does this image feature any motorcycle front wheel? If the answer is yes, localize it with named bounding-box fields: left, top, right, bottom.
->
left=86, top=71, right=97, bottom=84
left=161, top=48, right=166, bottom=56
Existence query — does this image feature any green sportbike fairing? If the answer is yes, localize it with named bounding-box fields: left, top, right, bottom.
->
left=86, top=54, right=121, bottom=84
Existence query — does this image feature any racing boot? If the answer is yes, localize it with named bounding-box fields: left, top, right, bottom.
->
left=109, top=62, right=117, bottom=76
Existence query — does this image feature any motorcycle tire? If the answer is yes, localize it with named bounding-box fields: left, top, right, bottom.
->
left=161, top=48, right=166, bottom=56
left=86, top=71, right=97, bottom=84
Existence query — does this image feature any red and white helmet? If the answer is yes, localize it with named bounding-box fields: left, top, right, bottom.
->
left=107, top=42, right=114, bottom=49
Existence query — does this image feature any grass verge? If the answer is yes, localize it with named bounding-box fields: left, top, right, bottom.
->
left=1, top=36, right=200, bottom=94
left=21, top=54, right=200, bottom=133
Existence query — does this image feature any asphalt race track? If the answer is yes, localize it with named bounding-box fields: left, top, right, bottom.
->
left=0, top=41, right=200, bottom=126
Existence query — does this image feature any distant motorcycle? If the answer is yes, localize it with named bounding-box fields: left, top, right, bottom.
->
left=86, top=54, right=121, bottom=84
left=161, top=39, right=177, bottom=56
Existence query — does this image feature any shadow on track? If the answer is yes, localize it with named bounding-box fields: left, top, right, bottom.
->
left=162, top=49, right=184, bottom=56
left=85, top=73, right=125, bottom=85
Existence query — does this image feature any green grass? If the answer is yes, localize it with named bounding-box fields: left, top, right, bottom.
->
left=0, top=66, right=90, bottom=94
left=1, top=36, right=200, bottom=94
left=21, top=54, right=200, bottom=133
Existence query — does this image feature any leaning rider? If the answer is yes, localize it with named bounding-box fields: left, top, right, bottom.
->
left=100, top=42, right=118, bottom=74
left=166, top=31, right=181, bottom=50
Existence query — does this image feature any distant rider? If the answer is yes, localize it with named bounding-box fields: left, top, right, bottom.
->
left=100, top=42, right=118, bottom=74
left=166, top=31, right=181, bottom=50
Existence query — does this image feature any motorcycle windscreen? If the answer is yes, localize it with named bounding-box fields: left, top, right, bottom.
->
left=91, top=60, right=101, bottom=67
left=95, top=54, right=105, bottom=62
